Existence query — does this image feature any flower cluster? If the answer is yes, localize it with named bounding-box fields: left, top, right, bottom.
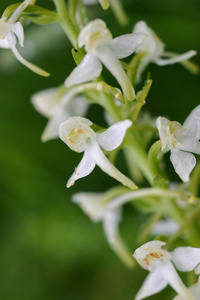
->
left=1, top=1, right=200, bottom=300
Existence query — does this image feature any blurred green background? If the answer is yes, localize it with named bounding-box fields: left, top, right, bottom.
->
left=0, top=0, right=200, bottom=299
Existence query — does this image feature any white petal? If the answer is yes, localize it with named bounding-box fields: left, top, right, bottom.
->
left=11, top=22, right=24, bottom=47
left=183, top=105, right=200, bottom=140
left=171, top=247, right=200, bottom=272
left=155, top=50, right=197, bottom=66
left=72, top=192, right=105, bottom=221
left=7, top=33, right=50, bottom=77
left=170, top=150, right=196, bottom=182
left=65, top=54, right=102, bottom=87
left=87, top=139, right=138, bottom=189
left=95, top=46, right=135, bottom=100
left=111, top=33, right=146, bottom=59
left=161, top=261, right=194, bottom=299
left=96, top=119, right=132, bottom=151
left=152, top=219, right=179, bottom=236
left=67, top=151, right=96, bottom=188
left=31, top=88, right=58, bottom=118
left=0, top=36, right=13, bottom=48
left=173, top=283, right=200, bottom=300
left=178, top=135, right=200, bottom=155
left=135, top=269, right=168, bottom=300
left=103, top=209, right=121, bottom=243
left=156, top=116, right=170, bottom=151
left=41, top=108, right=69, bottom=142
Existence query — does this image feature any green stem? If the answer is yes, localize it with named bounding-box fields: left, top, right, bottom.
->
left=53, top=0, right=78, bottom=48
left=124, top=132, right=154, bottom=184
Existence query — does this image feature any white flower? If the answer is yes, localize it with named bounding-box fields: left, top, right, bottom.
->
left=31, top=87, right=88, bottom=142
left=133, top=241, right=196, bottom=300
left=156, top=105, right=200, bottom=182
left=59, top=116, right=137, bottom=189
left=133, top=21, right=196, bottom=82
left=72, top=190, right=135, bottom=267
left=0, top=0, right=49, bottom=76
left=151, top=218, right=179, bottom=236
left=65, top=19, right=146, bottom=101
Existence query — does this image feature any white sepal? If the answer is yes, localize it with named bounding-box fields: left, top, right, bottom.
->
left=96, top=119, right=132, bottom=151
left=171, top=247, right=200, bottom=272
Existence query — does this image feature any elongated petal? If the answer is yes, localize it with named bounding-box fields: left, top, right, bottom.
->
left=154, top=50, right=196, bottom=66
left=171, top=247, right=200, bottom=272
left=161, top=261, right=195, bottom=300
left=7, top=33, right=50, bottom=76
left=135, top=269, right=168, bottom=300
left=103, top=209, right=121, bottom=243
left=173, top=283, right=200, bottom=300
left=67, top=151, right=96, bottom=187
left=87, top=139, right=138, bottom=189
left=156, top=116, right=170, bottom=151
left=96, top=119, right=132, bottom=151
left=95, top=46, right=135, bottom=100
left=170, top=150, right=196, bottom=182
left=183, top=105, right=200, bottom=141
left=41, top=108, right=69, bottom=142
left=111, top=33, right=146, bottom=59
left=65, top=54, right=102, bottom=87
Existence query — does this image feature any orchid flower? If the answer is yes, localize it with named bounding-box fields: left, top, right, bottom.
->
left=65, top=19, right=146, bottom=101
left=31, top=87, right=88, bottom=142
left=72, top=191, right=135, bottom=267
left=0, top=0, right=49, bottom=76
left=133, top=21, right=196, bottom=83
left=156, top=105, right=200, bottom=182
left=133, top=241, right=196, bottom=300
left=59, top=116, right=137, bottom=189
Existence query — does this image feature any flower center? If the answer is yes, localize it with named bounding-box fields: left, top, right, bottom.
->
left=165, top=121, right=182, bottom=150
left=85, top=30, right=112, bottom=53
left=66, top=126, right=95, bottom=153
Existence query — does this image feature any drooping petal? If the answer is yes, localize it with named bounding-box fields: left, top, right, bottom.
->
left=95, top=45, right=135, bottom=100
left=171, top=247, right=200, bottom=272
left=111, top=33, right=146, bottom=59
left=135, top=269, right=168, bottom=300
left=72, top=192, right=105, bottom=221
left=41, top=108, right=69, bottom=142
left=170, top=150, right=196, bottom=182
left=154, top=50, right=197, bottom=66
left=86, top=139, right=138, bottom=189
left=11, top=22, right=24, bottom=46
left=96, top=119, right=132, bottom=151
left=67, top=151, right=96, bottom=188
left=183, top=105, right=200, bottom=141
left=7, top=33, right=50, bottom=76
left=160, top=261, right=195, bottom=300
left=173, top=283, right=200, bottom=300
left=65, top=54, right=102, bottom=87
left=103, top=209, right=121, bottom=243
